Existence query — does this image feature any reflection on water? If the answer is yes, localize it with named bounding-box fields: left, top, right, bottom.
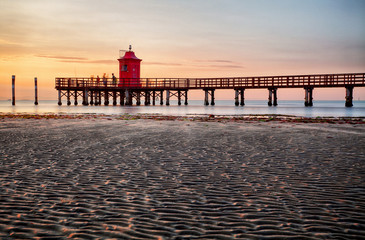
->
left=1, top=100, right=365, bottom=117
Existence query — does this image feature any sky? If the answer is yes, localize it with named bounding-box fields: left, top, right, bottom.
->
left=0, top=0, right=364, bottom=100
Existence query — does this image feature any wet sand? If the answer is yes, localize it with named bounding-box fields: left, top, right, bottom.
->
left=1, top=117, right=365, bottom=239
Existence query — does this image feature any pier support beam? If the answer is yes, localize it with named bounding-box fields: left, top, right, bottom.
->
left=74, top=90, right=78, bottom=105
left=152, top=91, right=156, bottom=105
left=145, top=91, right=150, bottom=105
left=178, top=90, right=181, bottom=105
left=268, top=88, right=277, bottom=106
left=58, top=90, right=62, bottom=106
left=94, top=91, right=98, bottom=105
left=211, top=89, right=215, bottom=106
left=125, top=90, right=132, bottom=105
left=166, top=90, right=170, bottom=106
left=67, top=90, right=71, bottom=105
left=34, top=77, right=38, bottom=105
left=204, top=89, right=215, bottom=106
left=104, top=91, right=109, bottom=106
left=112, top=91, right=117, bottom=106
left=160, top=91, right=164, bottom=105
left=235, top=90, right=239, bottom=106
left=184, top=90, right=188, bottom=105
left=304, top=87, right=313, bottom=107
left=90, top=91, right=94, bottom=105
left=120, top=91, right=125, bottom=106
left=136, top=92, right=141, bottom=106
left=98, top=91, right=102, bottom=106
left=204, top=90, right=209, bottom=106
left=345, top=86, right=354, bottom=107
left=240, top=89, right=245, bottom=106
left=84, top=89, right=89, bottom=106
left=12, top=75, right=15, bottom=106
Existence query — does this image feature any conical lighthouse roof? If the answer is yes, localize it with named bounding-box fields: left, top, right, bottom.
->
left=120, top=51, right=142, bottom=61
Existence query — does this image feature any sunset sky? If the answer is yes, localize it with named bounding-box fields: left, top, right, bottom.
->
left=1, top=0, right=364, bottom=100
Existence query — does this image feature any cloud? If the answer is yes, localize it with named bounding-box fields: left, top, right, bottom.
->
left=192, top=59, right=245, bottom=69
left=36, top=55, right=88, bottom=61
left=208, top=64, right=244, bottom=69
left=36, top=55, right=115, bottom=64
left=194, top=59, right=235, bottom=63
left=143, top=62, right=183, bottom=66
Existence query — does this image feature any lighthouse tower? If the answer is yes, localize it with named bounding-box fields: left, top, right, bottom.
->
left=118, top=45, right=142, bottom=87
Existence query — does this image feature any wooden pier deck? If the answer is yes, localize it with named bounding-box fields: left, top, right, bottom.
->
left=55, top=72, right=365, bottom=107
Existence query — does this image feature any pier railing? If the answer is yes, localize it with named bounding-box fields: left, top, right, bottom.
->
left=55, top=73, right=365, bottom=90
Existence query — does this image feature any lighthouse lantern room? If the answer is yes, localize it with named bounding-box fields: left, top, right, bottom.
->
left=118, top=45, right=142, bottom=87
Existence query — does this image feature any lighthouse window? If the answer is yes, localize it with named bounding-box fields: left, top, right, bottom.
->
left=123, top=65, right=128, bottom=71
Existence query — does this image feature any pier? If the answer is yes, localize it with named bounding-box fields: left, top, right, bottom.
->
left=56, top=73, right=365, bottom=107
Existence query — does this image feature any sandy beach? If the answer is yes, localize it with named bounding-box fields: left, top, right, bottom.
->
left=1, top=116, right=365, bottom=239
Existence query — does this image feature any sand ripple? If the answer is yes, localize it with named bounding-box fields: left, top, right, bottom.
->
left=0, top=119, right=364, bottom=239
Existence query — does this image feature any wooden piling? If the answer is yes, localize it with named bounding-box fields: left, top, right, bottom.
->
left=152, top=91, right=156, bottom=105
left=184, top=90, right=188, bottom=105
left=125, top=90, right=131, bottom=105
left=94, top=91, right=98, bottom=105
left=234, top=90, right=239, bottom=106
left=268, top=89, right=273, bottom=106
left=345, top=86, right=354, bottom=107
left=34, top=77, right=38, bottom=105
left=273, top=88, right=277, bottom=106
left=304, top=87, right=313, bottom=107
left=204, top=90, right=209, bottom=106
left=160, top=91, right=164, bottom=105
left=240, top=89, right=245, bottom=106
left=120, top=91, right=125, bottom=106
left=74, top=90, right=78, bottom=105
left=113, top=91, right=117, bottom=106
left=98, top=91, right=102, bottom=105
left=67, top=90, right=71, bottom=105
left=178, top=90, right=181, bottom=105
left=104, top=91, right=109, bottom=106
left=166, top=90, right=170, bottom=106
left=12, top=75, right=15, bottom=105
left=136, top=91, right=141, bottom=105
left=211, top=90, right=215, bottom=106
left=58, top=90, right=62, bottom=106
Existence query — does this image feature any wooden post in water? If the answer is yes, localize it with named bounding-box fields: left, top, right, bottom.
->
left=136, top=91, right=141, bottom=105
left=234, top=90, right=239, bottom=106
left=204, top=90, right=209, bottom=106
left=304, top=87, right=313, bottom=107
left=67, top=90, right=71, bottom=105
left=58, top=90, right=62, bottom=105
left=166, top=90, right=170, bottom=106
left=74, top=90, right=78, bottom=105
left=211, top=89, right=215, bottom=106
left=12, top=75, right=15, bottom=105
left=152, top=91, right=156, bottom=105
left=268, top=88, right=273, bottom=106
left=178, top=90, right=181, bottom=105
left=184, top=90, right=188, bottom=105
left=34, top=77, right=38, bottom=105
left=160, top=91, right=164, bottom=105
left=240, top=89, right=245, bottom=106
left=345, top=86, right=354, bottom=107
left=125, top=90, right=131, bottom=105
left=120, top=91, right=125, bottom=106
left=273, top=88, right=278, bottom=106
left=104, top=91, right=109, bottom=105
left=113, top=91, right=117, bottom=106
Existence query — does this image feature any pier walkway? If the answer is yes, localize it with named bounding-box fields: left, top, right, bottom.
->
left=55, top=72, right=365, bottom=107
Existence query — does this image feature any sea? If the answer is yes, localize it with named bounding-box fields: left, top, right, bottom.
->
left=1, top=100, right=365, bottom=118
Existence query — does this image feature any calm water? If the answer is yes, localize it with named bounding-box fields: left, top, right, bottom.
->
left=1, top=100, right=365, bottom=117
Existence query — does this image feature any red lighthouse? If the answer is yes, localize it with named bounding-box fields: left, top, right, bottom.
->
left=118, top=45, right=142, bottom=87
